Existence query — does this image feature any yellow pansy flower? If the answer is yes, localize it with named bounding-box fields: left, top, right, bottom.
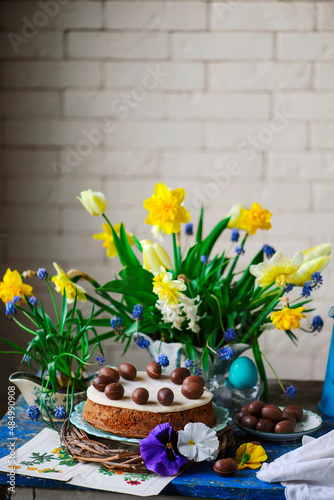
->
left=292, top=243, right=331, bottom=286
left=141, top=240, right=173, bottom=273
left=143, top=183, right=191, bottom=235
left=51, top=263, right=86, bottom=303
left=271, top=306, right=307, bottom=331
left=250, top=251, right=303, bottom=288
left=93, top=223, right=134, bottom=258
left=0, top=268, right=33, bottom=304
left=152, top=267, right=194, bottom=308
left=233, top=443, right=267, bottom=470
left=77, top=189, right=108, bottom=216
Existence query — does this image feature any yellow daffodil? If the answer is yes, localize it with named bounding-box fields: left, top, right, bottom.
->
left=0, top=268, right=33, bottom=304
left=143, top=183, right=191, bottom=235
left=51, top=263, right=86, bottom=303
left=77, top=189, right=108, bottom=216
left=250, top=251, right=303, bottom=288
left=141, top=240, right=173, bottom=273
left=271, top=306, right=306, bottom=331
left=227, top=203, right=272, bottom=234
left=292, top=243, right=332, bottom=286
left=93, top=223, right=134, bottom=258
left=233, top=443, right=267, bottom=470
left=152, top=267, right=195, bottom=308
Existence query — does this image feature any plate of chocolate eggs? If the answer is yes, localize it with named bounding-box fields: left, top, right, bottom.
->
left=233, top=401, right=322, bottom=441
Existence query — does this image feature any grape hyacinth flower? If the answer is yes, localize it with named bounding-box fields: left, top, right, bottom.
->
left=54, top=406, right=67, bottom=419
left=140, top=423, right=187, bottom=476
left=27, top=405, right=41, bottom=421
left=311, top=272, right=323, bottom=288
left=13, top=295, right=22, bottom=305
left=200, top=255, right=208, bottom=264
left=5, top=301, right=16, bottom=317
left=29, top=296, right=38, bottom=307
left=96, top=355, right=105, bottom=366
left=110, top=316, right=123, bottom=333
left=185, top=359, right=194, bottom=369
left=235, top=245, right=245, bottom=256
left=311, top=315, right=324, bottom=333
left=157, top=354, right=169, bottom=367
left=231, top=228, right=239, bottom=243
left=37, top=268, right=48, bottom=280
left=132, top=304, right=143, bottom=320
left=216, top=346, right=234, bottom=361
left=262, top=245, right=276, bottom=259
left=136, top=336, right=150, bottom=349
left=285, top=385, right=296, bottom=399
left=285, top=283, right=294, bottom=293
left=224, top=328, right=236, bottom=342
left=195, top=368, right=202, bottom=376
left=185, top=223, right=193, bottom=236
left=301, top=281, right=312, bottom=298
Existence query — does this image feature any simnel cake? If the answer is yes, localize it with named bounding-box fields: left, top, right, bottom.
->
left=83, top=363, right=216, bottom=438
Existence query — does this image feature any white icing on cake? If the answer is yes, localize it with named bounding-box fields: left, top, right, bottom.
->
left=87, top=370, right=212, bottom=413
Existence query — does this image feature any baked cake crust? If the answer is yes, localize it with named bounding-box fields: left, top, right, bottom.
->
left=83, top=398, right=215, bottom=438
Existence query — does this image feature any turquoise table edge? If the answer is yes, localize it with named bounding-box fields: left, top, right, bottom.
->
left=1, top=395, right=333, bottom=499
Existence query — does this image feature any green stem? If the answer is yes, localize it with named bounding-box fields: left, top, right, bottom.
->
left=210, top=294, right=225, bottom=334
left=260, top=350, right=286, bottom=394
left=172, top=233, right=181, bottom=273
left=251, top=337, right=268, bottom=403
left=45, top=278, right=60, bottom=327
left=102, top=213, right=114, bottom=233
left=226, top=233, right=249, bottom=279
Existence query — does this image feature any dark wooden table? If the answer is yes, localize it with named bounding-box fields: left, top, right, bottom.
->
left=1, top=380, right=333, bottom=500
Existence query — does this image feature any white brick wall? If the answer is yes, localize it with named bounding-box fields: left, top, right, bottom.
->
left=1, top=0, right=334, bottom=387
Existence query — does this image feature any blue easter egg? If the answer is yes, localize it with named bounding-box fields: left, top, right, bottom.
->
left=228, top=356, right=258, bottom=389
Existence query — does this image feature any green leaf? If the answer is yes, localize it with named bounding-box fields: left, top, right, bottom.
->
left=119, top=223, right=141, bottom=267
left=99, top=266, right=157, bottom=305
left=196, top=206, right=204, bottom=244
left=200, top=216, right=230, bottom=257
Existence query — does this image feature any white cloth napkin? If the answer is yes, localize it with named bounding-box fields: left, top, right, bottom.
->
left=256, top=430, right=334, bottom=500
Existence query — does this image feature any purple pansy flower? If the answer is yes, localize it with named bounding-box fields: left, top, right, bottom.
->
left=140, top=423, right=187, bottom=476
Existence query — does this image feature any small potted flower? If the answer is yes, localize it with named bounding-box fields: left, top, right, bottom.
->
left=0, top=265, right=106, bottom=423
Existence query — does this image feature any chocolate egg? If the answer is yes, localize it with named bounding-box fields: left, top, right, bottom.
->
left=183, top=375, right=205, bottom=387
left=146, top=361, right=162, bottom=379
left=93, top=375, right=114, bottom=392
left=98, top=366, right=120, bottom=383
left=248, top=401, right=266, bottom=417
left=118, top=363, right=137, bottom=380
left=181, top=382, right=204, bottom=399
left=275, top=420, right=296, bottom=433
left=261, top=404, right=283, bottom=422
left=157, top=387, right=174, bottom=406
left=256, top=418, right=275, bottom=433
left=213, top=459, right=238, bottom=477
left=241, top=415, right=258, bottom=429
left=132, top=387, right=149, bottom=405
left=105, top=382, right=124, bottom=400
left=170, top=367, right=190, bottom=385
left=283, top=405, right=303, bottom=421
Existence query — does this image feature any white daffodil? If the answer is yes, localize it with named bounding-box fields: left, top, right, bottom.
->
left=177, top=422, right=219, bottom=462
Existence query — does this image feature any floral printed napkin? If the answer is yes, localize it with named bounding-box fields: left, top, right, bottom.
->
left=0, top=428, right=176, bottom=496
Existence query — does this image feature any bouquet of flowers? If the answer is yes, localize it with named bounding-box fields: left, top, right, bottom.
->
left=74, top=184, right=331, bottom=400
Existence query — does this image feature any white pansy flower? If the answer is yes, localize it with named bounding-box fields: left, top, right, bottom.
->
left=177, top=422, right=219, bottom=462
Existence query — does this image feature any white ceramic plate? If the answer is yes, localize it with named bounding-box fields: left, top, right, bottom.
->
left=70, top=401, right=229, bottom=444
left=233, top=407, right=322, bottom=441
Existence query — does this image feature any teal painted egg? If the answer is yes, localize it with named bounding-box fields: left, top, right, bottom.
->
left=228, top=356, right=258, bottom=389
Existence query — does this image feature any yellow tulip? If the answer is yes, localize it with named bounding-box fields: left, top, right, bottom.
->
left=227, top=203, right=247, bottom=229
left=141, top=240, right=173, bottom=273
left=51, top=263, right=86, bottom=303
left=77, top=189, right=108, bottom=216
left=143, top=182, right=191, bottom=234
left=292, top=243, right=332, bottom=286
